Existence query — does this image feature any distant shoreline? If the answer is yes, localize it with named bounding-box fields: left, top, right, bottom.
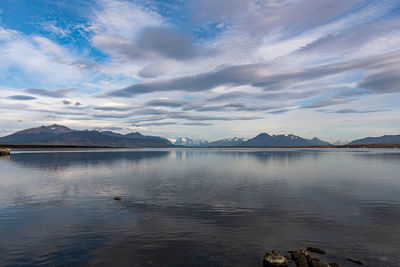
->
left=2, top=143, right=400, bottom=149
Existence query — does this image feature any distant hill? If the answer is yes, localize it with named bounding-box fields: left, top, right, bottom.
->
left=207, top=137, right=248, bottom=147
left=169, top=137, right=209, bottom=147
left=238, top=133, right=331, bottom=147
left=0, top=125, right=173, bottom=147
left=348, top=135, right=400, bottom=145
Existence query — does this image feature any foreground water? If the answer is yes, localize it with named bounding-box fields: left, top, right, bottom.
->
left=0, top=148, right=399, bottom=266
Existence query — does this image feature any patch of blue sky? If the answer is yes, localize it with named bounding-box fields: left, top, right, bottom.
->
left=193, top=21, right=227, bottom=41
left=133, top=0, right=226, bottom=41
left=0, top=0, right=109, bottom=62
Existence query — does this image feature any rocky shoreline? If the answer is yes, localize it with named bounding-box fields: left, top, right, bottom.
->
left=263, top=246, right=363, bottom=267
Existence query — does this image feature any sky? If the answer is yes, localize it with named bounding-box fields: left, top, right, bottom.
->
left=0, top=0, right=400, bottom=142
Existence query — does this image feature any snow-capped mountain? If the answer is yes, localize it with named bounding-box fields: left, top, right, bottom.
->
left=169, top=137, right=209, bottom=147
left=207, top=137, right=249, bottom=147
left=239, top=133, right=331, bottom=146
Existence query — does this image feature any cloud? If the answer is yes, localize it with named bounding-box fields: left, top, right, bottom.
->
left=358, top=70, right=400, bottom=94
left=62, top=100, right=71, bottom=105
left=133, top=121, right=178, bottom=127
left=332, top=108, right=389, bottom=114
left=136, top=27, right=200, bottom=60
left=303, top=97, right=353, bottom=109
left=93, top=106, right=131, bottom=111
left=182, top=122, right=213, bottom=126
left=106, top=50, right=400, bottom=98
left=24, top=88, right=76, bottom=98
left=0, top=27, right=89, bottom=85
left=146, top=99, right=188, bottom=108
left=138, top=62, right=173, bottom=78
left=107, top=64, right=264, bottom=96
left=7, top=95, right=37, bottom=100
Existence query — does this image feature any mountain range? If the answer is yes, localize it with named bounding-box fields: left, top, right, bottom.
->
left=348, top=135, right=400, bottom=145
left=0, top=124, right=172, bottom=147
left=1, top=124, right=399, bottom=147
left=237, top=133, right=331, bottom=147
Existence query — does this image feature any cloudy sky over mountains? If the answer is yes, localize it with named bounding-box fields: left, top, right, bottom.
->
left=0, top=0, right=400, bottom=141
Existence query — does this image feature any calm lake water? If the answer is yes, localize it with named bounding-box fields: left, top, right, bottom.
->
left=1, top=148, right=400, bottom=266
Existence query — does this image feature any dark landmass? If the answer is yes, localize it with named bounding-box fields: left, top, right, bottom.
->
left=207, top=144, right=400, bottom=148
left=348, top=134, right=400, bottom=145
left=207, top=137, right=248, bottom=147
left=4, top=144, right=128, bottom=149
left=0, top=124, right=173, bottom=148
left=1, top=124, right=400, bottom=148
left=237, top=133, right=331, bottom=147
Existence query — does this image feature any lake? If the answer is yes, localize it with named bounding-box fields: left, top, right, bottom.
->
left=1, top=148, right=399, bottom=266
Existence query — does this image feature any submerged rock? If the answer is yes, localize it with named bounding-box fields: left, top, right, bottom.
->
left=263, top=250, right=289, bottom=267
left=347, top=257, right=363, bottom=265
left=114, top=196, right=122, bottom=200
left=307, top=247, right=326, bottom=255
left=290, top=252, right=308, bottom=267
left=309, top=258, right=329, bottom=267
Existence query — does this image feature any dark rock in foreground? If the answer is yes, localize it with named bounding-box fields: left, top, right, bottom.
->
left=263, top=250, right=289, bottom=267
left=265, top=246, right=341, bottom=267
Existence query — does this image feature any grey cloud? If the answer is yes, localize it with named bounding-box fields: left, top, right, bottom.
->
left=32, top=109, right=87, bottom=116
left=173, top=113, right=263, bottom=122
left=133, top=122, right=178, bottom=127
left=207, top=91, right=252, bottom=102
left=192, top=0, right=360, bottom=37
left=63, top=100, right=72, bottom=105
left=298, top=19, right=400, bottom=55
left=138, top=62, right=171, bottom=78
left=8, top=95, right=37, bottom=100
left=136, top=27, right=199, bottom=60
left=93, top=106, right=131, bottom=112
left=269, top=108, right=297, bottom=114
left=108, top=50, right=400, bottom=98
left=108, top=64, right=264, bottom=97
left=24, top=88, right=75, bottom=98
left=303, top=97, right=353, bottom=109
left=75, top=102, right=82, bottom=106
left=358, top=70, right=400, bottom=94
left=182, top=122, right=213, bottom=126
left=332, top=109, right=389, bottom=114
left=95, top=27, right=208, bottom=62
left=146, top=99, right=188, bottom=108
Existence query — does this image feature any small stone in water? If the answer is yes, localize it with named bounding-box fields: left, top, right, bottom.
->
left=114, top=196, right=122, bottom=200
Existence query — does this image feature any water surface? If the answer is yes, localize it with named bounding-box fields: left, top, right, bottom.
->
left=1, top=148, right=400, bottom=266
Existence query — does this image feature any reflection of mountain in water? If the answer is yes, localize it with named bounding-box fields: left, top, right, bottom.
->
left=0, top=155, right=10, bottom=160
left=246, top=150, right=322, bottom=164
left=10, top=150, right=170, bottom=170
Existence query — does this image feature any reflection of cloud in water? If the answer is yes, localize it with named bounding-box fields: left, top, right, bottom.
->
left=2, top=149, right=400, bottom=266
left=351, top=150, right=400, bottom=163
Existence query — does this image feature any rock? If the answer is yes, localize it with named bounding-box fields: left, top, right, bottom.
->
left=290, top=251, right=308, bottom=267
left=309, top=258, right=329, bottom=267
left=307, top=247, right=326, bottom=255
left=296, top=247, right=311, bottom=258
left=329, top=263, right=341, bottom=267
left=347, top=257, right=363, bottom=265
left=114, top=196, right=122, bottom=200
left=263, top=250, right=289, bottom=267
